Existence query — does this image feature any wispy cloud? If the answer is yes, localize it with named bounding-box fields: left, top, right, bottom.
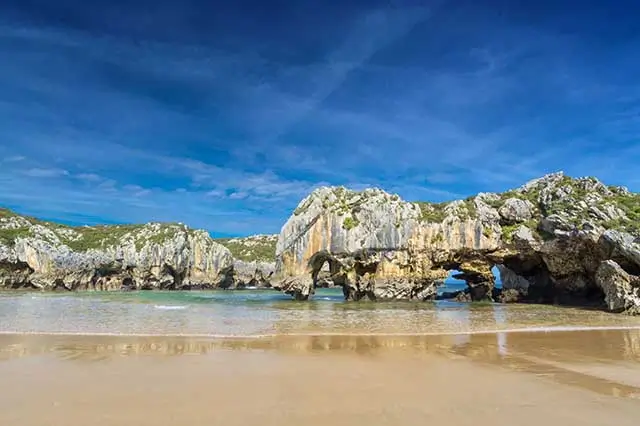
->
left=75, top=173, right=103, bottom=182
left=22, top=168, right=70, bottom=178
left=1, top=1, right=640, bottom=234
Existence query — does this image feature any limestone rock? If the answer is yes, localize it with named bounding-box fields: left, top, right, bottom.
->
left=498, top=198, right=534, bottom=224
left=275, top=276, right=313, bottom=301
left=226, top=260, right=274, bottom=289
left=595, top=260, right=640, bottom=314
left=539, top=215, right=573, bottom=236
left=599, top=230, right=640, bottom=272
left=511, top=225, right=541, bottom=251
left=273, top=172, right=640, bottom=314
left=275, top=187, right=502, bottom=302
left=475, top=193, right=501, bottom=224
left=496, top=264, right=530, bottom=302
left=0, top=210, right=233, bottom=290
left=214, top=235, right=277, bottom=288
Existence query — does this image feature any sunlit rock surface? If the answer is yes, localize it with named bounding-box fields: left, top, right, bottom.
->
left=0, top=212, right=233, bottom=290
left=273, top=172, right=640, bottom=314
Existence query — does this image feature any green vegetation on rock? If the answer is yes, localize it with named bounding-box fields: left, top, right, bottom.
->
left=484, top=198, right=504, bottom=209
left=63, top=225, right=145, bottom=251
left=1, top=207, right=201, bottom=252
left=342, top=216, right=360, bottom=231
left=0, top=227, right=32, bottom=246
left=215, top=235, right=277, bottom=262
left=415, top=201, right=447, bottom=223
left=501, top=219, right=539, bottom=243
left=461, top=197, right=477, bottom=219
left=500, top=224, right=520, bottom=242
left=482, top=227, right=492, bottom=238
left=0, top=208, right=18, bottom=219
left=602, top=193, right=640, bottom=235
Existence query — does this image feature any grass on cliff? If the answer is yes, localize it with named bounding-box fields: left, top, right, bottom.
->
left=0, top=208, right=38, bottom=246
left=461, top=197, right=477, bottom=219
left=342, top=216, right=360, bottom=231
left=62, top=224, right=147, bottom=251
left=415, top=201, right=448, bottom=223
left=67, top=223, right=193, bottom=251
left=0, top=228, right=32, bottom=246
left=0, top=207, right=55, bottom=227
left=415, top=197, right=477, bottom=223
left=602, top=193, right=640, bottom=235
left=0, top=208, right=18, bottom=219
left=0, top=206, right=207, bottom=251
left=500, top=219, right=540, bottom=243
left=215, top=237, right=277, bottom=262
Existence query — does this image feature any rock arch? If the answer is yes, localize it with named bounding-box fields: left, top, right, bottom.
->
left=273, top=175, right=640, bottom=313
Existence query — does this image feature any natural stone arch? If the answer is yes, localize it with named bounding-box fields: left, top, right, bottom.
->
left=428, top=251, right=501, bottom=301
left=307, top=251, right=353, bottom=299
left=308, top=251, right=341, bottom=285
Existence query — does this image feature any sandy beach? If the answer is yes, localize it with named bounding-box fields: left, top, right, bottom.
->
left=1, top=330, right=639, bottom=426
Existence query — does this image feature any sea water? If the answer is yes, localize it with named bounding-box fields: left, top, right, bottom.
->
left=2, top=284, right=640, bottom=337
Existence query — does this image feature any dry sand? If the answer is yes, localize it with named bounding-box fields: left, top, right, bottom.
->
left=0, top=330, right=639, bottom=426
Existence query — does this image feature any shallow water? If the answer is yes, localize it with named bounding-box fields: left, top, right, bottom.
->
left=2, top=286, right=640, bottom=337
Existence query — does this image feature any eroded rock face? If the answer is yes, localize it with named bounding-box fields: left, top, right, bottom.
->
left=498, top=198, right=534, bottom=224
left=214, top=234, right=277, bottom=289
left=595, top=260, right=640, bottom=314
left=222, top=260, right=275, bottom=289
left=0, top=213, right=233, bottom=291
left=273, top=187, right=502, bottom=301
left=273, top=173, right=640, bottom=314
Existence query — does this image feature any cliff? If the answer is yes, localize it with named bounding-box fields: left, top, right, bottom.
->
left=214, top=234, right=277, bottom=288
left=0, top=209, right=233, bottom=290
left=273, top=172, right=640, bottom=314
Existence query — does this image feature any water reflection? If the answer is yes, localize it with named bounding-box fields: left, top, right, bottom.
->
left=2, top=329, right=640, bottom=397
left=2, top=329, right=639, bottom=362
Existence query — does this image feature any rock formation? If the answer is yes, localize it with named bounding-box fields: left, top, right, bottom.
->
left=214, top=234, right=277, bottom=288
left=0, top=210, right=233, bottom=290
left=273, top=172, right=640, bottom=314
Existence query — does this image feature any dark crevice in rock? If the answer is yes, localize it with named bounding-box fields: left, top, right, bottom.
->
left=121, top=277, right=135, bottom=291
left=0, top=261, right=35, bottom=289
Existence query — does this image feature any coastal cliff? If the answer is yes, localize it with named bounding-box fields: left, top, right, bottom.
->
left=274, top=172, right=640, bottom=314
left=0, top=210, right=233, bottom=290
left=215, top=234, right=277, bottom=288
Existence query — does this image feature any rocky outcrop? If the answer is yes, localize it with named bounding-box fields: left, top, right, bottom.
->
left=218, top=260, right=275, bottom=289
left=595, top=260, right=640, bottom=314
left=214, top=234, right=277, bottom=288
left=273, top=172, right=640, bottom=314
left=0, top=210, right=233, bottom=290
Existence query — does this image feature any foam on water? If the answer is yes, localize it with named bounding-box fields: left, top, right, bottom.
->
left=153, top=305, right=188, bottom=310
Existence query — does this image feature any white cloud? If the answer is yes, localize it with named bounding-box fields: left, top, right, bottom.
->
left=75, top=173, right=103, bottom=182
left=22, top=168, right=69, bottom=178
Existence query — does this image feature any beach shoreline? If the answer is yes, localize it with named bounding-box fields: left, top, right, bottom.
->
left=2, top=291, right=640, bottom=424
left=1, top=328, right=639, bottom=426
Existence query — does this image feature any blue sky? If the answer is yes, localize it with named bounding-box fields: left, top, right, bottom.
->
left=1, top=0, right=640, bottom=237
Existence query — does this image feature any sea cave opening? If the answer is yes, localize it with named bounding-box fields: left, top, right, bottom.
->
left=314, top=259, right=334, bottom=289
left=121, top=277, right=135, bottom=291
left=439, top=265, right=502, bottom=301
left=308, top=251, right=346, bottom=298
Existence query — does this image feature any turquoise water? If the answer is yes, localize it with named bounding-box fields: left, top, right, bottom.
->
left=1, top=285, right=640, bottom=337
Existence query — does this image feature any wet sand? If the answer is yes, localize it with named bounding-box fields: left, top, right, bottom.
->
left=1, top=330, right=639, bottom=425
